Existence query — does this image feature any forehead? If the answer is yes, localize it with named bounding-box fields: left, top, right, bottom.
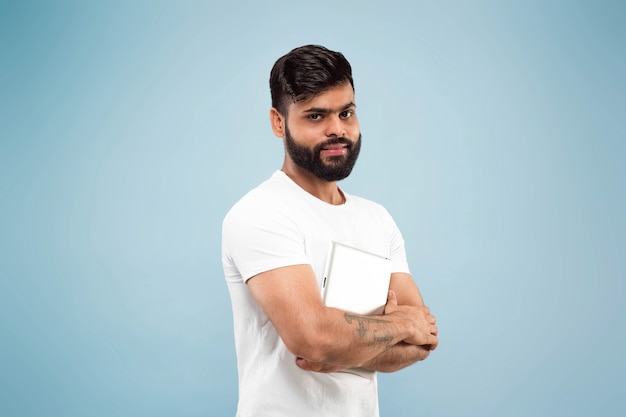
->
left=289, top=82, right=356, bottom=113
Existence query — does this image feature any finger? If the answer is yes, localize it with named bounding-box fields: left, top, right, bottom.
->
left=299, top=360, right=323, bottom=372
left=384, top=290, right=398, bottom=314
left=429, top=339, right=439, bottom=351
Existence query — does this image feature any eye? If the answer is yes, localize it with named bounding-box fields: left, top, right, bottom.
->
left=307, top=114, right=323, bottom=121
left=339, top=109, right=354, bottom=119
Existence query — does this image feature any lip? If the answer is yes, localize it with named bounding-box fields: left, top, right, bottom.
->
left=322, top=143, right=348, bottom=150
left=320, top=146, right=348, bottom=157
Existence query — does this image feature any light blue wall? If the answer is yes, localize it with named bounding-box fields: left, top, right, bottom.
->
left=1, top=1, right=624, bottom=416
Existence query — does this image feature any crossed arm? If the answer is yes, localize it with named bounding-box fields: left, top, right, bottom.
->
left=247, top=265, right=438, bottom=373
left=359, top=273, right=437, bottom=373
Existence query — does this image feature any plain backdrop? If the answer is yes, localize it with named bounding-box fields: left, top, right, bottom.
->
left=1, top=1, right=624, bottom=416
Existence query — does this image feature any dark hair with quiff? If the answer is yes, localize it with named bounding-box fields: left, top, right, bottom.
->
left=269, top=45, right=354, bottom=116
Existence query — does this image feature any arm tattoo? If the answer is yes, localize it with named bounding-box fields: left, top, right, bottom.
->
left=367, top=330, right=394, bottom=348
left=344, top=313, right=393, bottom=345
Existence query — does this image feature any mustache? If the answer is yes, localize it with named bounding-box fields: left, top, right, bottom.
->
left=315, top=136, right=355, bottom=151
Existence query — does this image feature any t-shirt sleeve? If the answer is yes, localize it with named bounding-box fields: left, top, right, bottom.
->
left=222, top=198, right=310, bottom=283
left=384, top=209, right=411, bottom=275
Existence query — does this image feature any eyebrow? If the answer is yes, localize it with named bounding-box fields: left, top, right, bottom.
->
left=302, top=102, right=356, bottom=114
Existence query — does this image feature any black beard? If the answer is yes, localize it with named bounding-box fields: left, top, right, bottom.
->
left=285, top=126, right=361, bottom=182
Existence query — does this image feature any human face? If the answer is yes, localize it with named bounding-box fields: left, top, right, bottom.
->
left=283, top=83, right=361, bottom=182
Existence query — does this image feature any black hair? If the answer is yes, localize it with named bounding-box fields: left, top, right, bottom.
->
left=269, top=45, right=354, bottom=115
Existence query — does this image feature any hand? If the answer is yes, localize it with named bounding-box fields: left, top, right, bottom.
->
left=295, top=357, right=346, bottom=373
left=385, top=290, right=439, bottom=349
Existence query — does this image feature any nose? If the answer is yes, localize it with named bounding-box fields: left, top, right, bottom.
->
left=324, top=114, right=345, bottom=138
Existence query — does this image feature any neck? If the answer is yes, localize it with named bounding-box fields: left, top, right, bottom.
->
left=281, top=162, right=345, bottom=205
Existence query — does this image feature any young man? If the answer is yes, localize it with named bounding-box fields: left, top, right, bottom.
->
left=222, top=45, right=438, bottom=417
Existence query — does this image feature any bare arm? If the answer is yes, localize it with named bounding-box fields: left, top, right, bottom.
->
left=298, top=275, right=439, bottom=373
left=359, top=273, right=438, bottom=372
left=247, top=265, right=437, bottom=369
left=360, top=342, right=431, bottom=372
left=297, top=288, right=435, bottom=373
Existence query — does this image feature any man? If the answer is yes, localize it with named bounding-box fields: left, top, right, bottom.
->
left=222, top=45, right=438, bottom=417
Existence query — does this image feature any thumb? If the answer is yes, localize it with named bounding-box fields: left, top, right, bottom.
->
left=384, top=290, right=398, bottom=314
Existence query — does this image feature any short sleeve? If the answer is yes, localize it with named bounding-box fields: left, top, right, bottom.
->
left=222, top=197, right=311, bottom=283
left=385, top=209, right=411, bottom=275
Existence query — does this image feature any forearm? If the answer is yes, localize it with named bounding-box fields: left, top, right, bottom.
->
left=360, top=342, right=430, bottom=373
left=247, top=267, right=437, bottom=370
left=306, top=309, right=412, bottom=368
left=297, top=298, right=436, bottom=369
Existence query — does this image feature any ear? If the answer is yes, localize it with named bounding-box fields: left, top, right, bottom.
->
left=269, top=107, right=285, bottom=138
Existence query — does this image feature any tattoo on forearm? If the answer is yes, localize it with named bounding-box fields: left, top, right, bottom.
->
left=367, top=330, right=394, bottom=348
left=344, top=313, right=392, bottom=344
left=354, top=318, right=367, bottom=337
left=344, top=313, right=388, bottom=325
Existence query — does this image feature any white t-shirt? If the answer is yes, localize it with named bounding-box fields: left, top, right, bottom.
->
left=222, top=171, right=410, bottom=417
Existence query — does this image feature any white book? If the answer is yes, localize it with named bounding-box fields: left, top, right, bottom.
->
left=321, top=241, right=392, bottom=315
left=320, top=242, right=392, bottom=379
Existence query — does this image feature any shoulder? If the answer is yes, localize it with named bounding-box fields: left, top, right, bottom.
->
left=225, top=172, right=292, bottom=218
left=222, top=171, right=302, bottom=238
left=342, top=192, right=403, bottom=240
left=345, top=192, right=394, bottom=218
left=222, top=172, right=311, bottom=279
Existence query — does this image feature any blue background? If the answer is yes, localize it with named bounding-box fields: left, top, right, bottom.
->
left=1, top=1, right=624, bottom=416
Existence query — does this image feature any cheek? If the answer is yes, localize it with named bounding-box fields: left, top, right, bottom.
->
left=347, top=125, right=360, bottom=139
left=296, top=127, right=324, bottom=144
left=346, top=117, right=360, bottom=132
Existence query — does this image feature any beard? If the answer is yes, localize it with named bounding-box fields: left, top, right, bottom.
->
left=285, top=125, right=361, bottom=182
